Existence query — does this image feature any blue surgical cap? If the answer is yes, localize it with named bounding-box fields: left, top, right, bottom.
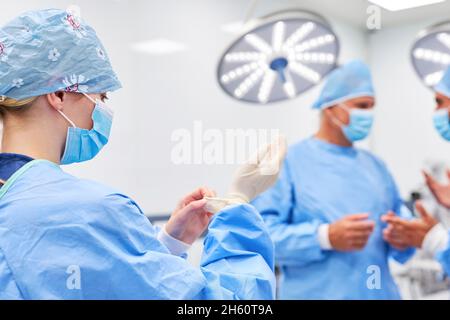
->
left=434, top=66, right=450, bottom=98
left=312, top=60, right=375, bottom=109
left=0, top=8, right=121, bottom=100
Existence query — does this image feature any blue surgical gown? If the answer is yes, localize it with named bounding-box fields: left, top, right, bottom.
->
left=0, top=159, right=275, bottom=299
left=252, top=137, right=415, bottom=300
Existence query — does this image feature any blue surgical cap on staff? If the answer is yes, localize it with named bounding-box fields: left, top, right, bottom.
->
left=0, top=8, right=122, bottom=100
left=434, top=66, right=450, bottom=98
left=312, top=60, right=375, bottom=109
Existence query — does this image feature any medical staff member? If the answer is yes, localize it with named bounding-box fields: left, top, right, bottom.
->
left=0, top=8, right=287, bottom=300
left=382, top=67, right=450, bottom=276
left=252, top=60, right=415, bottom=300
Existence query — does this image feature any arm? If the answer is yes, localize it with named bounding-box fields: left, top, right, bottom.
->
left=199, top=204, right=275, bottom=300
left=387, top=204, right=416, bottom=264
left=383, top=201, right=450, bottom=273
left=0, top=248, right=23, bottom=299
left=252, top=161, right=328, bottom=267
left=156, top=226, right=190, bottom=258
left=377, top=161, right=416, bottom=263
left=6, top=194, right=274, bottom=300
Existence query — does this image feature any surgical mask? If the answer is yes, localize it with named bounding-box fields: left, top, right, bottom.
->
left=58, top=93, right=114, bottom=165
left=332, top=104, right=375, bottom=142
left=433, top=108, right=450, bottom=141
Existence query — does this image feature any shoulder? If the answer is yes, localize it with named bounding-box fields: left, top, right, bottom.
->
left=58, top=170, right=146, bottom=218
left=2, top=160, right=145, bottom=226
left=285, top=138, right=313, bottom=161
left=288, top=138, right=313, bottom=152
left=357, top=148, right=387, bottom=168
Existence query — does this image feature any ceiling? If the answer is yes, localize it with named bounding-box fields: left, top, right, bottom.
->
left=245, top=0, right=450, bottom=29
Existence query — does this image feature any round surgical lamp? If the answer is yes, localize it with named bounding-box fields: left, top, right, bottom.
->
left=411, top=21, right=450, bottom=87
left=217, top=9, right=340, bottom=104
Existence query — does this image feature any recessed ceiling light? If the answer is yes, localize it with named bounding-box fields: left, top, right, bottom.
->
left=131, top=38, right=187, bottom=55
left=368, top=0, right=446, bottom=11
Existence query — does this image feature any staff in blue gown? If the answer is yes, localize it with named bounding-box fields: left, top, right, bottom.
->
left=252, top=60, right=416, bottom=300
left=382, top=67, right=450, bottom=277
left=0, top=8, right=286, bottom=300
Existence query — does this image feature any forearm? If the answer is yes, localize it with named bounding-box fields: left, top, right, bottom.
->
left=199, top=204, right=276, bottom=300
left=266, top=218, right=328, bottom=266
left=157, top=226, right=191, bottom=257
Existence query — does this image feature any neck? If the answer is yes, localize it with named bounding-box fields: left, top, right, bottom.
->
left=315, top=117, right=352, bottom=147
left=1, top=119, right=64, bottom=164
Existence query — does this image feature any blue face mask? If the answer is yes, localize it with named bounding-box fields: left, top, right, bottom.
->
left=334, top=104, right=375, bottom=142
left=433, top=108, right=450, bottom=141
left=58, top=93, right=114, bottom=165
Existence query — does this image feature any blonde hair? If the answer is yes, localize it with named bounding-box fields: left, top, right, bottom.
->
left=0, top=96, right=37, bottom=115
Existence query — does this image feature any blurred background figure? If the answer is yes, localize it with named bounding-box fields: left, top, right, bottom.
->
left=252, top=60, right=415, bottom=300
left=383, top=67, right=450, bottom=299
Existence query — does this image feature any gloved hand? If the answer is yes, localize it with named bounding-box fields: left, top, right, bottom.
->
left=205, top=135, right=287, bottom=213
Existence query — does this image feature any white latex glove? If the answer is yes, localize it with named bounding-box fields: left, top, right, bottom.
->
left=205, top=135, right=287, bottom=213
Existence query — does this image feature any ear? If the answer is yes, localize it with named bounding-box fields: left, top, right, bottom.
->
left=46, top=92, right=66, bottom=112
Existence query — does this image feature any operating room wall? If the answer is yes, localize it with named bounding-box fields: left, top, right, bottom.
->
left=0, top=0, right=368, bottom=216
left=368, top=18, right=450, bottom=200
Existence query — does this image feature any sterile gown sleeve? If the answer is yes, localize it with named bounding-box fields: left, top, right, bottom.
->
left=0, top=248, right=22, bottom=299
left=2, top=193, right=275, bottom=300
left=252, top=161, right=327, bottom=267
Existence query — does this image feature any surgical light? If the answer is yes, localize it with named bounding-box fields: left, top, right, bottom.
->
left=217, top=10, right=340, bottom=104
left=411, top=21, right=450, bottom=87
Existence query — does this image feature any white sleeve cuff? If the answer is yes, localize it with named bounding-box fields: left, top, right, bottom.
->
left=318, top=224, right=333, bottom=250
left=157, top=226, right=191, bottom=256
left=422, top=223, right=449, bottom=257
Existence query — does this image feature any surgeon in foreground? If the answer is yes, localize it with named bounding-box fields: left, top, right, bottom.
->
left=0, top=9, right=287, bottom=299
left=382, top=67, right=450, bottom=276
left=252, top=60, right=415, bottom=299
